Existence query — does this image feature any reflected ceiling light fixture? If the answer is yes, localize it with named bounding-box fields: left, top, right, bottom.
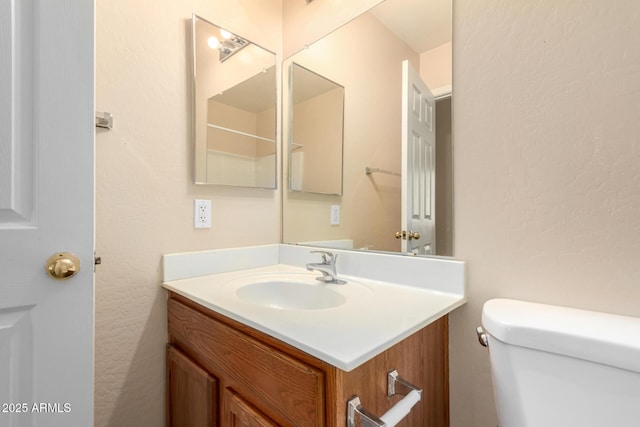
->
left=207, top=36, right=220, bottom=49
left=208, top=29, right=249, bottom=62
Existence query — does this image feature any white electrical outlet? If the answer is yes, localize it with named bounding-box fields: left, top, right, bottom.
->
left=194, top=199, right=211, bottom=228
left=330, top=205, right=340, bottom=225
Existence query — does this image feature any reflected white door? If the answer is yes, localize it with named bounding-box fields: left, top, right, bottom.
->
left=401, top=60, right=436, bottom=255
left=0, top=0, right=94, bottom=426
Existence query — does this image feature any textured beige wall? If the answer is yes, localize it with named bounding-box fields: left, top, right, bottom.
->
left=450, top=1, right=640, bottom=426
left=94, top=1, right=281, bottom=426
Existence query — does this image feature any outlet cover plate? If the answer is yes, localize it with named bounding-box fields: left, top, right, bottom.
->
left=194, top=199, right=211, bottom=228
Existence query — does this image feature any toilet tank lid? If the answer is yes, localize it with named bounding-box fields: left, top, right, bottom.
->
left=482, top=298, right=640, bottom=374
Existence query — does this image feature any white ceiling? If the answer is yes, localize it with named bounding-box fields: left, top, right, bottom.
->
left=291, top=63, right=343, bottom=104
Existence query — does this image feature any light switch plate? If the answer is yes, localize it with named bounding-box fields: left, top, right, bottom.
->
left=330, top=205, right=340, bottom=225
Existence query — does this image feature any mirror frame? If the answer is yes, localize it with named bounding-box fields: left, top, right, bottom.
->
left=191, top=14, right=278, bottom=189
left=287, top=61, right=345, bottom=196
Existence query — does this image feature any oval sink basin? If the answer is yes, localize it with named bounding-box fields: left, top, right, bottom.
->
left=236, top=280, right=346, bottom=310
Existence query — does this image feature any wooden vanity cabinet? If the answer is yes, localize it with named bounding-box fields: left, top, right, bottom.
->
left=225, top=389, right=279, bottom=427
left=167, top=292, right=449, bottom=427
left=167, top=346, right=218, bottom=426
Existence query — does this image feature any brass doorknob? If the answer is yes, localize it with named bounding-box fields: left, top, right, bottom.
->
left=45, top=252, right=80, bottom=280
left=407, top=231, right=421, bottom=240
left=395, top=231, right=406, bottom=239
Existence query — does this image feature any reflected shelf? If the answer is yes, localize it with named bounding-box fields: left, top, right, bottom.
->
left=207, top=123, right=275, bottom=143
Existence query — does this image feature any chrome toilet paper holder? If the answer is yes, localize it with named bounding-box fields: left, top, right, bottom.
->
left=347, top=369, right=423, bottom=427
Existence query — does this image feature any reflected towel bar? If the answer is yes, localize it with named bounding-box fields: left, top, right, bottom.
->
left=365, top=167, right=401, bottom=177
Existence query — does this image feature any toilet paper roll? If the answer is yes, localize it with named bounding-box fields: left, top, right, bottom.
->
left=379, top=389, right=421, bottom=427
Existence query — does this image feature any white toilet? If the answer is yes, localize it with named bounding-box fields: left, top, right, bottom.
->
left=480, top=298, right=640, bottom=427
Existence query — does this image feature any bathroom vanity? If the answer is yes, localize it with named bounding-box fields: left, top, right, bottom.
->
left=163, top=245, right=465, bottom=427
left=168, top=292, right=447, bottom=426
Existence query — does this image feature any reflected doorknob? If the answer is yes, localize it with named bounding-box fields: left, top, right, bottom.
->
left=396, top=231, right=421, bottom=240
left=45, top=252, right=80, bottom=280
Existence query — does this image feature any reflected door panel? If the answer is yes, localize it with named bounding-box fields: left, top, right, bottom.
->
left=402, top=60, right=436, bottom=255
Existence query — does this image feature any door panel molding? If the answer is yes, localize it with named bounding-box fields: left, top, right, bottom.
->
left=0, top=306, right=34, bottom=423
left=0, top=0, right=35, bottom=227
left=402, top=60, right=436, bottom=255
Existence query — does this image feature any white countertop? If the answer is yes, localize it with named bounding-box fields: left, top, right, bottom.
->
left=163, top=246, right=466, bottom=371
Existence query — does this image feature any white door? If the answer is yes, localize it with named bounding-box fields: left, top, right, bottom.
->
left=0, top=1, right=94, bottom=426
left=401, top=60, right=436, bottom=255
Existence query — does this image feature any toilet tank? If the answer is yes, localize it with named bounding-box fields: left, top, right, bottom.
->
left=481, top=298, right=640, bottom=427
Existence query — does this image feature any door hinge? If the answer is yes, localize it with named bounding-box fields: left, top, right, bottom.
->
left=94, top=253, right=102, bottom=272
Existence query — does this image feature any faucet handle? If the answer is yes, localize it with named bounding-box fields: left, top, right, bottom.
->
left=310, top=250, right=336, bottom=264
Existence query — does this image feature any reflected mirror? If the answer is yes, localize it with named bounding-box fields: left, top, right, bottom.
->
left=282, top=0, right=453, bottom=256
left=289, top=63, right=345, bottom=195
left=192, top=15, right=277, bottom=188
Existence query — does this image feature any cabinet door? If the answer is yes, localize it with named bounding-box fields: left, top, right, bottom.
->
left=167, top=346, right=218, bottom=427
left=224, top=389, right=279, bottom=427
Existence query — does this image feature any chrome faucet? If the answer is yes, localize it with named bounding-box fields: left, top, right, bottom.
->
left=306, top=251, right=345, bottom=284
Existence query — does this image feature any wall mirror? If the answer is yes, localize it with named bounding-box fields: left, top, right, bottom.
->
left=282, top=0, right=453, bottom=256
left=289, top=63, right=345, bottom=195
left=192, top=15, right=277, bottom=188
